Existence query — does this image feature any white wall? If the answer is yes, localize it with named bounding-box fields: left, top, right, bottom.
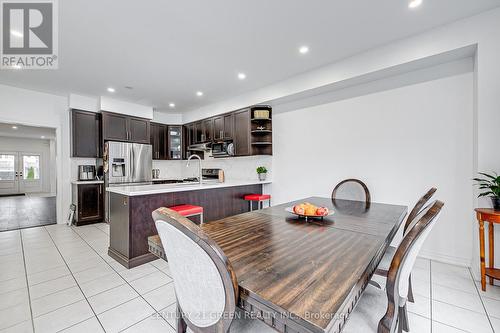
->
left=153, top=111, right=183, bottom=125
left=181, top=7, right=500, bottom=276
left=272, top=72, right=474, bottom=265
left=0, top=137, right=56, bottom=194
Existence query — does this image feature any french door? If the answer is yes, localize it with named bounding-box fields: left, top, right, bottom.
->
left=0, top=152, right=42, bottom=195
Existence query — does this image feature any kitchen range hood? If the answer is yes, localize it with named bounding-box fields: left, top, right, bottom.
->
left=187, top=142, right=211, bottom=151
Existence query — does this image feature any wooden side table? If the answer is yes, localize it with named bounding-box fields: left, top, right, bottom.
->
left=475, top=208, right=500, bottom=291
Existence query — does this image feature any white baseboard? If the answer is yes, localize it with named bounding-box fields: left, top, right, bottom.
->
left=418, top=249, right=471, bottom=268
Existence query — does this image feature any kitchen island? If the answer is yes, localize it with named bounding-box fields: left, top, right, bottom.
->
left=107, top=180, right=271, bottom=268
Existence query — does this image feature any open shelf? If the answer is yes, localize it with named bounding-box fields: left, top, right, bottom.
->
left=250, top=105, right=273, bottom=155
left=251, top=130, right=272, bottom=133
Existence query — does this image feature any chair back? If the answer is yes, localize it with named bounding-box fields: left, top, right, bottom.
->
left=152, top=207, right=238, bottom=333
left=332, top=179, right=371, bottom=203
left=378, top=200, right=444, bottom=333
left=403, top=187, right=437, bottom=234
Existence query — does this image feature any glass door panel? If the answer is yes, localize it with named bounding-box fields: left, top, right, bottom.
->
left=168, top=126, right=182, bottom=160
left=0, top=153, right=19, bottom=195
left=23, top=155, right=40, bottom=180
left=19, top=154, right=42, bottom=193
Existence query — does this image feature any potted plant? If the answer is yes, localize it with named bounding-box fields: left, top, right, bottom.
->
left=256, top=166, right=268, bottom=181
left=473, top=172, right=500, bottom=210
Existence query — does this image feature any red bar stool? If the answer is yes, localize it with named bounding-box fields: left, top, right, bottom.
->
left=244, top=194, right=271, bottom=211
left=169, top=204, right=204, bottom=224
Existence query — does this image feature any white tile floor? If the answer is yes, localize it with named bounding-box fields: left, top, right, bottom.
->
left=0, top=223, right=498, bottom=333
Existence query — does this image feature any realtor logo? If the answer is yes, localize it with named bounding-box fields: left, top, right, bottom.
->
left=1, top=0, right=58, bottom=69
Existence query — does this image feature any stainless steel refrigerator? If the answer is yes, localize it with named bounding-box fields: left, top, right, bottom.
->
left=104, top=141, right=152, bottom=222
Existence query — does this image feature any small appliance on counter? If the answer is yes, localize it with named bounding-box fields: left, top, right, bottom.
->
left=152, top=169, right=160, bottom=179
left=78, top=165, right=96, bottom=181
left=202, top=168, right=225, bottom=183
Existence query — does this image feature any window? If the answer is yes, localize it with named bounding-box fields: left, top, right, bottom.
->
left=0, top=155, right=15, bottom=180
left=23, top=155, right=40, bottom=180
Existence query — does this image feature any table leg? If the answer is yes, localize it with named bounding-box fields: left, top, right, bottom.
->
left=489, top=222, right=495, bottom=286
left=479, top=219, right=486, bottom=291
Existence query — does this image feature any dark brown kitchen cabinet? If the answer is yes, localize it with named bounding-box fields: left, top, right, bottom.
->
left=167, top=126, right=183, bottom=160
left=213, top=113, right=234, bottom=141
left=129, top=117, right=150, bottom=143
left=233, top=108, right=251, bottom=156
left=102, top=111, right=150, bottom=144
left=72, top=183, right=104, bottom=226
left=150, top=123, right=167, bottom=160
left=194, top=121, right=203, bottom=143
left=201, top=118, right=213, bottom=142
left=71, top=109, right=101, bottom=158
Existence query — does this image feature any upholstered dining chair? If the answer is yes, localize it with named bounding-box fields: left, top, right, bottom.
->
left=342, top=200, right=444, bottom=333
left=373, top=188, right=437, bottom=302
left=152, top=207, right=278, bottom=333
left=332, top=179, right=371, bottom=204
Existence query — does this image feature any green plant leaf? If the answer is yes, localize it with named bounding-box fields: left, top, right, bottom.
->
left=479, top=172, right=497, bottom=180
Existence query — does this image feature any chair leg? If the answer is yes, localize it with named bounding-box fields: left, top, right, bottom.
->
left=199, top=212, right=204, bottom=224
left=398, top=304, right=409, bottom=332
left=176, top=303, right=187, bottom=333
left=260, top=200, right=263, bottom=210
left=249, top=201, right=252, bottom=212
left=408, top=275, right=415, bottom=303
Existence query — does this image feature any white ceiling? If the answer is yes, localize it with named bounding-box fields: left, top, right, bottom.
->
left=0, top=0, right=499, bottom=113
left=0, top=123, right=56, bottom=140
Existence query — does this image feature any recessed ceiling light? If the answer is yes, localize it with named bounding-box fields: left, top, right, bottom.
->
left=107, top=87, right=115, bottom=93
left=41, top=136, right=45, bottom=139
left=169, top=103, right=175, bottom=108
left=10, top=30, right=23, bottom=38
left=196, top=91, right=204, bottom=97
left=237, top=73, right=246, bottom=80
left=12, top=125, right=18, bottom=129
left=299, top=46, right=309, bottom=54
left=408, top=0, right=422, bottom=9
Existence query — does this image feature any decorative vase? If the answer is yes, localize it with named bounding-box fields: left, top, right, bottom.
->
left=258, top=173, right=267, bottom=181
left=491, top=197, right=500, bottom=211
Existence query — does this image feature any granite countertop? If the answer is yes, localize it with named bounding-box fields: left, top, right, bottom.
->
left=106, top=179, right=272, bottom=196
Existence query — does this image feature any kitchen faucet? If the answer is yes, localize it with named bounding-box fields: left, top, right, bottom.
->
left=186, top=154, right=202, bottom=185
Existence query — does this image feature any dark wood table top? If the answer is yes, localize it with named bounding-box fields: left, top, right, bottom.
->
left=201, top=196, right=407, bottom=333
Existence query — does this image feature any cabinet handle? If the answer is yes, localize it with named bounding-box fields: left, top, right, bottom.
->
left=99, top=185, right=102, bottom=194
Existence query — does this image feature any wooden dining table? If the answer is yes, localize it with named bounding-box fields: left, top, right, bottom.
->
left=150, top=196, right=407, bottom=333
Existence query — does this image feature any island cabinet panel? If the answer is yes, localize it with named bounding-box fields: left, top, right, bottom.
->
left=108, top=183, right=263, bottom=268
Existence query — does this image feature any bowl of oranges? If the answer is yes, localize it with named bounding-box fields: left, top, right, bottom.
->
left=285, top=202, right=333, bottom=221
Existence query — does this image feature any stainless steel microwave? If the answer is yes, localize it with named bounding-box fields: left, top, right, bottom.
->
left=211, top=141, right=234, bottom=158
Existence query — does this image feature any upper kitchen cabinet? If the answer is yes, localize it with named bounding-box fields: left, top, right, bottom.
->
left=102, top=111, right=150, bottom=144
left=167, top=126, right=183, bottom=160
left=129, top=117, right=150, bottom=143
left=150, top=122, right=167, bottom=160
left=213, top=113, right=233, bottom=141
left=233, top=108, right=251, bottom=156
left=71, top=109, right=101, bottom=158
left=201, top=118, right=213, bottom=142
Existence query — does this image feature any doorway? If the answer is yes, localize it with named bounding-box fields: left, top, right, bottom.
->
left=0, top=123, right=57, bottom=231
left=0, top=152, right=42, bottom=195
